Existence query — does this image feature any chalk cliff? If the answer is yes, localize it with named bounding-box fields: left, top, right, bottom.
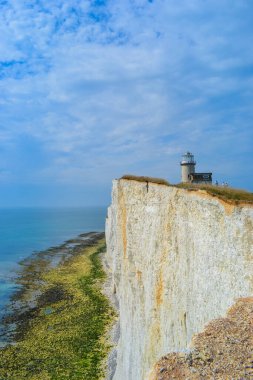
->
left=105, top=179, right=253, bottom=380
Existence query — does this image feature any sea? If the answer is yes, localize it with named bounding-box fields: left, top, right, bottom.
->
left=0, top=207, right=107, bottom=319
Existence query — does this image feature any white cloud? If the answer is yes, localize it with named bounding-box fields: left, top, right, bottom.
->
left=0, top=0, right=252, bottom=198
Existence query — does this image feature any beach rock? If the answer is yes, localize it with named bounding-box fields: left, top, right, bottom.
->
left=149, top=297, right=253, bottom=379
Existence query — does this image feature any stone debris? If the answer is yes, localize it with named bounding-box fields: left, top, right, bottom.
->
left=151, top=297, right=253, bottom=379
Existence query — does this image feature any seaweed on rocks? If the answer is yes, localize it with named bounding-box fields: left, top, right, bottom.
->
left=0, top=232, right=115, bottom=380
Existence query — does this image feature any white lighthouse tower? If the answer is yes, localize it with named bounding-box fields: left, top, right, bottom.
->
left=180, top=152, right=196, bottom=183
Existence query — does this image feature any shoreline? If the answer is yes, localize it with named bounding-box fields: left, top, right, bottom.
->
left=0, top=231, right=103, bottom=346
left=0, top=231, right=115, bottom=380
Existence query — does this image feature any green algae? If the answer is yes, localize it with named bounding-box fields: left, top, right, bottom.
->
left=0, top=237, right=115, bottom=380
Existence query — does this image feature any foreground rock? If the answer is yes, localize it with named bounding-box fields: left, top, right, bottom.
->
left=149, top=297, right=253, bottom=379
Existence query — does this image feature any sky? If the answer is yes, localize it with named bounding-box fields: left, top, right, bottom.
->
left=0, top=0, right=252, bottom=207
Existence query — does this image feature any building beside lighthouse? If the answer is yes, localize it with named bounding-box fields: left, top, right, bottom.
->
left=180, top=152, right=212, bottom=184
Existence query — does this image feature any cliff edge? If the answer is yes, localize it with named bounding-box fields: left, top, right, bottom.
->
left=105, top=179, right=253, bottom=380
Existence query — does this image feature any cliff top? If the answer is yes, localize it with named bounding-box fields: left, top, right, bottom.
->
left=120, top=175, right=253, bottom=205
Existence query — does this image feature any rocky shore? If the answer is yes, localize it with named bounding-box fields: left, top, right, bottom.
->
left=0, top=232, right=115, bottom=380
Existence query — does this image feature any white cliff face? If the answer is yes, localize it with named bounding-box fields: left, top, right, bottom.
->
left=105, top=179, right=253, bottom=380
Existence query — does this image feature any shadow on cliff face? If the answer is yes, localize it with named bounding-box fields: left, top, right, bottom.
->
left=150, top=297, right=253, bottom=380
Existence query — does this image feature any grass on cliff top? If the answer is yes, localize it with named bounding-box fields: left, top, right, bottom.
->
left=0, top=239, right=115, bottom=380
left=176, top=183, right=253, bottom=203
left=121, top=174, right=170, bottom=186
left=120, top=174, right=252, bottom=203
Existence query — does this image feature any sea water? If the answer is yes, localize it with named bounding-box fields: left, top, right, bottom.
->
left=0, top=207, right=107, bottom=318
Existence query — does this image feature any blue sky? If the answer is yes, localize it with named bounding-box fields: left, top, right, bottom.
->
left=0, top=0, right=252, bottom=206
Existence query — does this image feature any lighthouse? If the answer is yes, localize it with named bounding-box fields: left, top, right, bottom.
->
left=180, top=152, right=196, bottom=182
left=180, top=152, right=212, bottom=184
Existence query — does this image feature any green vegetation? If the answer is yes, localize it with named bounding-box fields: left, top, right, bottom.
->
left=176, top=183, right=253, bottom=204
left=121, top=174, right=170, bottom=186
left=121, top=174, right=252, bottom=204
left=0, top=239, right=115, bottom=380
